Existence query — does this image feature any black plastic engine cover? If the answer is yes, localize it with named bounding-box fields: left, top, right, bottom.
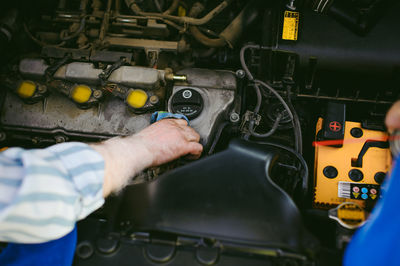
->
left=118, top=139, right=309, bottom=252
left=262, top=2, right=400, bottom=91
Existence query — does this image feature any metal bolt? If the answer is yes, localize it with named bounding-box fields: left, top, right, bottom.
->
left=93, top=90, right=103, bottom=99
left=230, top=112, right=240, bottom=123
left=149, top=95, right=159, bottom=105
left=38, top=85, right=47, bottom=94
left=0, top=132, right=6, bottom=142
left=286, top=0, right=296, bottom=10
left=236, top=69, right=246, bottom=79
left=172, top=75, right=187, bottom=82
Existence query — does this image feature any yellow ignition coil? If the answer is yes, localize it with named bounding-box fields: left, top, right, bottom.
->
left=126, top=89, right=148, bottom=109
left=17, top=81, right=37, bottom=99
left=71, top=85, right=92, bottom=104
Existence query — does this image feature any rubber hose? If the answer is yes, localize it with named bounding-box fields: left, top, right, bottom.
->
left=163, top=0, right=179, bottom=15
left=189, top=1, right=259, bottom=48
left=125, top=0, right=231, bottom=26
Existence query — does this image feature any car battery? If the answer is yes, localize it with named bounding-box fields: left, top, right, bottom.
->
left=313, top=118, right=392, bottom=209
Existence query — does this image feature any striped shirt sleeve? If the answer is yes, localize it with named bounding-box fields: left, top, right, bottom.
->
left=0, top=142, right=105, bottom=244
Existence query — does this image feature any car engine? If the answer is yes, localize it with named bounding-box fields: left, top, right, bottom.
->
left=0, top=0, right=399, bottom=265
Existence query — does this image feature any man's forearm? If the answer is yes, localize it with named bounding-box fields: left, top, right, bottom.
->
left=90, top=135, right=153, bottom=197
left=91, top=119, right=203, bottom=197
left=0, top=119, right=202, bottom=244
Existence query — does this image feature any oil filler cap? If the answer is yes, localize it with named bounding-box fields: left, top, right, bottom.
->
left=171, top=89, right=203, bottom=120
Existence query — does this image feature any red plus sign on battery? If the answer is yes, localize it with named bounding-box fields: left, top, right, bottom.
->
left=329, top=121, right=342, bottom=132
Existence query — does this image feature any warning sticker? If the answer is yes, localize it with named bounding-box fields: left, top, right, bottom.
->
left=338, top=182, right=380, bottom=201
left=282, top=11, right=299, bottom=41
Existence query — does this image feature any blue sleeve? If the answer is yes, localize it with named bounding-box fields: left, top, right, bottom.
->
left=343, top=156, right=400, bottom=266
left=0, top=142, right=105, bottom=243
left=0, top=225, right=77, bottom=266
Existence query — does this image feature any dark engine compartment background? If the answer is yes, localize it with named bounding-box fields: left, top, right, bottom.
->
left=0, top=0, right=399, bottom=265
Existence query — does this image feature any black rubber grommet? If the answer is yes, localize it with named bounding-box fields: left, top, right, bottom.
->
left=76, top=241, right=94, bottom=259
left=349, top=169, right=364, bottom=182
left=374, top=172, right=386, bottom=184
left=323, top=166, right=338, bottom=179
left=350, top=128, right=363, bottom=138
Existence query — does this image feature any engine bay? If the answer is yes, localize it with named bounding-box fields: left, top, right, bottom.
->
left=0, top=0, right=399, bottom=265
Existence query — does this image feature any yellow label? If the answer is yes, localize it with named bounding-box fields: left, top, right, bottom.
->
left=282, top=11, right=299, bottom=41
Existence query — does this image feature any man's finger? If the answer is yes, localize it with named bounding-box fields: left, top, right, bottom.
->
left=386, top=101, right=400, bottom=133
left=185, top=142, right=203, bottom=158
left=173, top=119, right=189, bottom=126
left=182, top=127, right=201, bottom=142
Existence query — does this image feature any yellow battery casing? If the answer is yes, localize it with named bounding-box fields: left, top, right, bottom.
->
left=313, top=118, right=391, bottom=209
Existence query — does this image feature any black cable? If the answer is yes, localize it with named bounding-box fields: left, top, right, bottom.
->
left=23, top=23, right=66, bottom=47
left=240, top=44, right=273, bottom=140
left=153, top=0, right=163, bottom=12
left=45, top=54, right=72, bottom=79
left=60, top=17, right=86, bottom=41
left=239, top=43, right=301, bottom=152
left=286, top=85, right=303, bottom=154
left=254, top=79, right=294, bottom=121
left=249, top=113, right=282, bottom=138
left=239, top=44, right=262, bottom=113
left=253, top=79, right=298, bottom=149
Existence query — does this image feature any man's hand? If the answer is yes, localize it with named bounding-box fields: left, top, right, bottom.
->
left=136, top=119, right=203, bottom=166
left=386, top=101, right=400, bottom=133
left=90, top=119, right=202, bottom=197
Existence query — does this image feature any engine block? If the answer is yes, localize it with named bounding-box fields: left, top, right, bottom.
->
left=0, top=57, right=237, bottom=149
